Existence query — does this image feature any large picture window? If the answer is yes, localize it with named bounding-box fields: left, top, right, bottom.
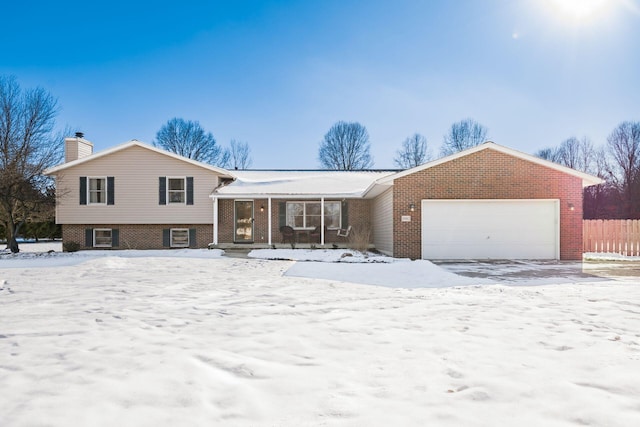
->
left=168, top=178, right=186, bottom=204
left=88, top=177, right=106, bottom=204
left=286, top=201, right=341, bottom=229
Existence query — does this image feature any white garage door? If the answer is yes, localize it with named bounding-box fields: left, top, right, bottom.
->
left=421, top=199, right=559, bottom=260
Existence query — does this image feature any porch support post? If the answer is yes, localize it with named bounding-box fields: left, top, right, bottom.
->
left=320, top=196, right=325, bottom=246
left=268, top=197, right=272, bottom=246
left=212, top=197, right=219, bottom=245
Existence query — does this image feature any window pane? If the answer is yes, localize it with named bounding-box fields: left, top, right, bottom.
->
left=287, top=203, right=304, bottom=228
left=94, top=229, right=112, bottom=247
left=89, top=178, right=106, bottom=204
left=169, top=192, right=184, bottom=203
left=89, top=178, right=105, bottom=190
left=168, top=178, right=185, bottom=203
left=168, top=178, right=184, bottom=190
left=324, top=202, right=341, bottom=229
left=306, top=203, right=321, bottom=215
left=171, top=229, right=189, bottom=247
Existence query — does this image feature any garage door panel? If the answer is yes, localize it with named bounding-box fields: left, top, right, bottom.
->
left=421, top=199, right=559, bottom=260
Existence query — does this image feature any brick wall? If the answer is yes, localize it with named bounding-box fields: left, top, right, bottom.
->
left=63, top=224, right=213, bottom=250
left=393, top=149, right=584, bottom=260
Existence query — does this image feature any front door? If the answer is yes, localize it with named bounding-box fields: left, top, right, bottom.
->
left=234, top=200, right=254, bottom=242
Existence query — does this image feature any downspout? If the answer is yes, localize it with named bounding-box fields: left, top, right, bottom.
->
left=213, top=197, right=219, bottom=245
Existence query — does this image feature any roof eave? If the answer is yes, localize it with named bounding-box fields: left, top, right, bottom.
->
left=210, top=192, right=366, bottom=199
left=44, top=140, right=234, bottom=177
left=377, top=141, right=605, bottom=187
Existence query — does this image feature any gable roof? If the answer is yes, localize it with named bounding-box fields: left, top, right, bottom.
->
left=44, top=140, right=233, bottom=177
left=375, top=141, right=604, bottom=188
left=213, top=170, right=396, bottom=199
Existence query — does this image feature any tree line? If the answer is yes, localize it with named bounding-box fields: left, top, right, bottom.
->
left=319, top=119, right=640, bottom=219
left=534, top=123, right=640, bottom=219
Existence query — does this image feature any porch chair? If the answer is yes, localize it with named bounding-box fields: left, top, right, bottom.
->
left=309, top=225, right=327, bottom=243
left=337, top=225, right=352, bottom=238
left=279, top=225, right=295, bottom=244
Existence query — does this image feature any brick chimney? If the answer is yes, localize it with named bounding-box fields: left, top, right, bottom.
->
left=65, top=132, right=94, bottom=162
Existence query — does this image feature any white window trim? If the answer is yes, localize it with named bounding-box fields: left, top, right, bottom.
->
left=170, top=228, right=190, bottom=248
left=166, top=177, right=187, bottom=205
left=286, top=201, right=341, bottom=230
left=88, top=176, right=107, bottom=205
left=93, top=228, right=112, bottom=248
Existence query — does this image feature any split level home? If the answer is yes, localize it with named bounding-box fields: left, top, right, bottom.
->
left=44, top=134, right=603, bottom=260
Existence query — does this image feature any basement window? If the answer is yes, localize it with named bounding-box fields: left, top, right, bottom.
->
left=170, top=228, right=189, bottom=247
left=93, top=229, right=112, bottom=247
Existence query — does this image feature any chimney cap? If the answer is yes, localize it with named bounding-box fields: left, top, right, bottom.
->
left=75, top=132, right=84, bottom=138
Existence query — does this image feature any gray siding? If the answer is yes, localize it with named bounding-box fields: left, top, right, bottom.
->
left=55, top=145, right=220, bottom=224
left=372, top=187, right=393, bottom=255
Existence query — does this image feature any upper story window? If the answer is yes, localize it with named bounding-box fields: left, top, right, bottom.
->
left=286, top=201, right=341, bottom=229
left=168, top=178, right=186, bottom=204
left=159, top=177, right=193, bottom=205
left=88, top=177, right=106, bottom=204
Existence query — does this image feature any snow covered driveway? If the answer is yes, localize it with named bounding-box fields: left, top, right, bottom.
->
left=2, top=253, right=640, bottom=426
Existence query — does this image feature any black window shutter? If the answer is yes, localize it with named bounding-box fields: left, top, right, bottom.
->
left=162, top=229, right=170, bottom=247
left=112, top=229, right=119, bottom=247
left=341, top=201, right=348, bottom=227
left=278, top=202, right=286, bottom=227
left=159, top=177, right=166, bottom=205
left=189, top=228, right=197, bottom=248
left=85, top=228, right=93, bottom=247
left=107, top=177, right=115, bottom=205
left=79, top=177, right=87, bottom=205
left=186, top=177, right=194, bottom=205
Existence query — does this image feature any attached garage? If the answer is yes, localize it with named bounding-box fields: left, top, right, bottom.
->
left=421, top=199, right=559, bottom=260
left=373, top=142, right=603, bottom=260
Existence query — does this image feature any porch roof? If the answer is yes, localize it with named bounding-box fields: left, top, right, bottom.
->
left=212, top=170, right=396, bottom=199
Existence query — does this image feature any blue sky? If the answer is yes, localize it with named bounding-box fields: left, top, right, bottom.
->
left=2, top=0, right=639, bottom=168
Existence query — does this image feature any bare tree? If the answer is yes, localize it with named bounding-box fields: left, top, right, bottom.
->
left=318, top=121, right=373, bottom=170
left=535, top=147, right=562, bottom=162
left=227, top=139, right=252, bottom=170
left=557, top=136, right=596, bottom=173
left=153, top=118, right=228, bottom=166
left=394, top=133, right=431, bottom=168
left=584, top=146, right=619, bottom=219
left=441, top=118, right=488, bottom=156
left=605, top=121, right=640, bottom=217
left=0, top=76, right=62, bottom=253
left=538, top=136, right=596, bottom=173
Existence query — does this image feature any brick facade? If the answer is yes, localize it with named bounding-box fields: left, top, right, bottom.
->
left=63, top=224, right=213, bottom=250
left=392, top=149, right=584, bottom=260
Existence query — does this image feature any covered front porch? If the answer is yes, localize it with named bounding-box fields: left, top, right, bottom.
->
left=207, top=169, right=392, bottom=251
left=209, top=196, right=357, bottom=248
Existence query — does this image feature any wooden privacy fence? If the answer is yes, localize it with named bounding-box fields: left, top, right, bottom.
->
left=583, top=220, right=640, bottom=256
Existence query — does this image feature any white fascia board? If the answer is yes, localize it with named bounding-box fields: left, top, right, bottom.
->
left=209, top=193, right=364, bottom=199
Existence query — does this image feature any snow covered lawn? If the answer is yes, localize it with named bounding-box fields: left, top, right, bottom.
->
left=1, top=248, right=640, bottom=426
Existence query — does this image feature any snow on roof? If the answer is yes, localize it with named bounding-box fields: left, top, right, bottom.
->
left=214, top=170, right=396, bottom=198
